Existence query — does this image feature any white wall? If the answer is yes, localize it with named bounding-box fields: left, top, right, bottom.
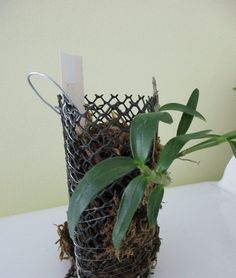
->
left=0, top=0, right=235, bottom=216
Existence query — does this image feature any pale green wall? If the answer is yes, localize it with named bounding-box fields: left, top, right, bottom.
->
left=0, top=0, right=236, bottom=217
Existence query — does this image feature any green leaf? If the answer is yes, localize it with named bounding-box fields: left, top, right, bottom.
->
left=147, top=185, right=164, bottom=227
left=178, top=136, right=222, bottom=157
left=224, top=130, right=236, bottom=141
left=177, top=88, right=200, bottom=136
left=159, top=102, right=205, bottom=122
left=178, top=130, right=236, bottom=158
left=67, top=157, right=136, bottom=240
left=130, top=112, right=173, bottom=163
left=112, top=175, right=148, bottom=251
left=156, top=130, right=212, bottom=173
left=229, top=141, right=236, bottom=157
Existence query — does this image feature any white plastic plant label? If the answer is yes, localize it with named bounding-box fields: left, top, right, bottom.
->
left=61, top=51, right=85, bottom=115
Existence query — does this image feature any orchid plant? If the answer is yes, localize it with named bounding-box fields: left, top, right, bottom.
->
left=67, top=88, right=236, bottom=252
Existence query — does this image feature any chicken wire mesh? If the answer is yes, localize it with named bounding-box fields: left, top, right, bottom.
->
left=58, top=94, right=160, bottom=278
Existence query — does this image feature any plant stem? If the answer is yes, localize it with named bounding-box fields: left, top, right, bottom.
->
left=138, top=164, right=171, bottom=186
left=152, top=77, right=159, bottom=112
left=152, top=77, right=159, bottom=168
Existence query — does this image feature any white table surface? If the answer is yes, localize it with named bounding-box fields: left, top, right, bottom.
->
left=0, top=182, right=236, bottom=278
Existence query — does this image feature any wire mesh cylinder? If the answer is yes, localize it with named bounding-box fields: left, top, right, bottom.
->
left=58, top=94, right=160, bottom=278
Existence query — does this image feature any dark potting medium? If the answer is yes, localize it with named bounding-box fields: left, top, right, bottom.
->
left=58, top=94, right=160, bottom=278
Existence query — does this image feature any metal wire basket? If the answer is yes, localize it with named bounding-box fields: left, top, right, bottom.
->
left=28, top=72, right=160, bottom=278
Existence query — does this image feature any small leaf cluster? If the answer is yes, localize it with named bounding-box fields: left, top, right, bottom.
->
left=67, top=89, right=236, bottom=252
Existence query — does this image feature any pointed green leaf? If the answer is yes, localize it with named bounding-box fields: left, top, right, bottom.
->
left=177, top=88, right=200, bottom=136
left=159, top=102, right=205, bottom=122
left=156, top=130, right=212, bottom=173
left=112, top=175, right=148, bottom=251
left=178, top=130, right=236, bottom=157
left=130, top=112, right=173, bottom=163
left=224, top=130, right=236, bottom=141
left=147, top=185, right=164, bottom=227
left=229, top=141, right=236, bottom=157
left=178, top=137, right=220, bottom=157
left=67, top=157, right=136, bottom=240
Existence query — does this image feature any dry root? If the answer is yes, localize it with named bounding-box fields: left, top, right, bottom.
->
left=55, top=222, right=76, bottom=278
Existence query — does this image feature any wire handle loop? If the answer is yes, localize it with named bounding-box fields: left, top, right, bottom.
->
left=27, top=71, right=68, bottom=115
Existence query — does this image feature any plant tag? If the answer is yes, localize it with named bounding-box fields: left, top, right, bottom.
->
left=61, top=51, right=85, bottom=115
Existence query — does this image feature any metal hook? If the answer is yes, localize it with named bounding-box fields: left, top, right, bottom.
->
left=27, top=71, right=69, bottom=115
